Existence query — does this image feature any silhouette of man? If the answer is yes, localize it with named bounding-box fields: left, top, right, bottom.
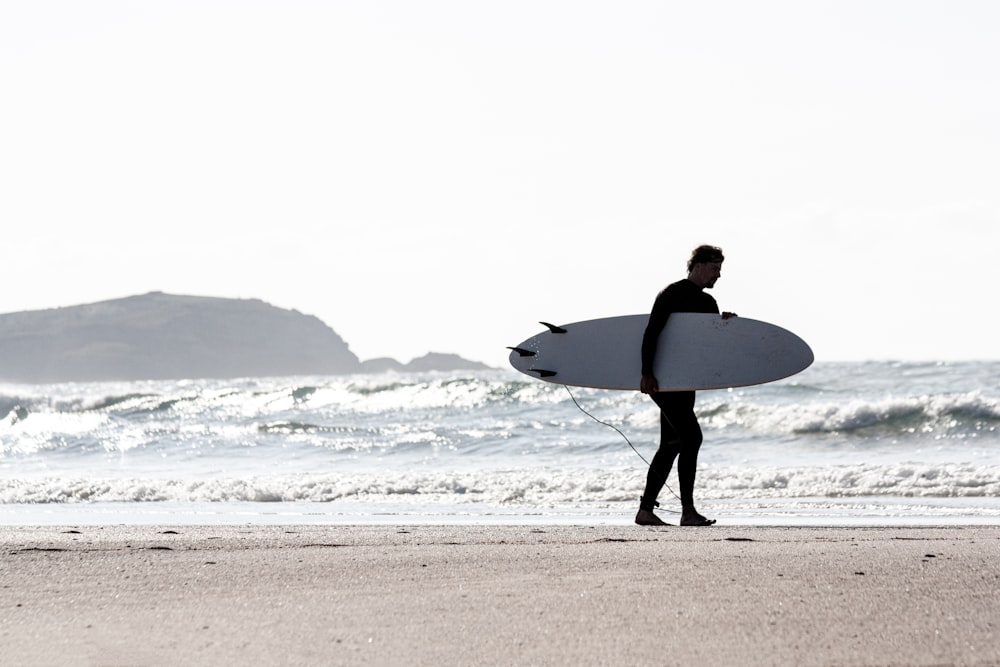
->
left=636, top=244, right=736, bottom=526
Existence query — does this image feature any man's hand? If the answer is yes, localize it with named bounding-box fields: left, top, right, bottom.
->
left=721, top=311, right=738, bottom=320
left=640, top=374, right=659, bottom=394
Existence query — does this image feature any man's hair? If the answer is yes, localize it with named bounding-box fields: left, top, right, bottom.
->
left=687, top=245, right=725, bottom=272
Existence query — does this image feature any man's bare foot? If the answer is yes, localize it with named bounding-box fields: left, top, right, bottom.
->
left=680, top=506, right=716, bottom=526
left=635, top=509, right=670, bottom=526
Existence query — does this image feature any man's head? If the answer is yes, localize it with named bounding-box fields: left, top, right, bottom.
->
left=687, top=244, right=725, bottom=289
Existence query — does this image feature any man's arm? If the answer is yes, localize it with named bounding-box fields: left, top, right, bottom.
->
left=640, top=291, right=673, bottom=394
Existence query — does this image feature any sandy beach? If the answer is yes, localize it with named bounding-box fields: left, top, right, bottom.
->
left=2, top=525, right=998, bottom=666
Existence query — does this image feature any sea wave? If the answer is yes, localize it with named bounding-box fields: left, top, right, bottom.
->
left=2, top=371, right=999, bottom=465
left=697, top=392, right=1000, bottom=441
left=4, top=462, right=998, bottom=505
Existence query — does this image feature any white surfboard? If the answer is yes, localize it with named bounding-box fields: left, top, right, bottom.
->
left=508, top=313, right=813, bottom=391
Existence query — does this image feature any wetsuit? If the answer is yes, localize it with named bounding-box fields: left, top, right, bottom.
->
left=639, top=278, right=719, bottom=510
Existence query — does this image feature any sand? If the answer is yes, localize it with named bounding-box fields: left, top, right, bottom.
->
left=2, top=525, right=998, bottom=666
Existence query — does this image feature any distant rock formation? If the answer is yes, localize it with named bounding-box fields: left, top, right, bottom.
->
left=0, top=292, right=490, bottom=383
left=403, top=352, right=492, bottom=373
left=358, top=357, right=407, bottom=374
left=360, top=353, right=491, bottom=374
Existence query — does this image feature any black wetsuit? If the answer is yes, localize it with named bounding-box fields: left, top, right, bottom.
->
left=639, top=279, right=719, bottom=509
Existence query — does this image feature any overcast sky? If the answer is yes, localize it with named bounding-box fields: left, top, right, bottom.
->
left=2, top=1, right=998, bottom=367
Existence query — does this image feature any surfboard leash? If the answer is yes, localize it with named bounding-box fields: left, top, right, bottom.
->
left=562, top=386, right=683, bottom=508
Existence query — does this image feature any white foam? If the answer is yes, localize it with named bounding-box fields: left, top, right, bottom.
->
left=3, top=460, right=999, bottom=506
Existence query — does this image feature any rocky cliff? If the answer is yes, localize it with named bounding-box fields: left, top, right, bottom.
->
left=0, top=293, right=488, bottom=383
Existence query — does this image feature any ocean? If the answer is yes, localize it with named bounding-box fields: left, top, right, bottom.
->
left=1, top=362, right=998, bottom=526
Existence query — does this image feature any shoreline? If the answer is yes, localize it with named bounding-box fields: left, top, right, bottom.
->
left=3, top=525, right=999, bottom=666
left=4, top=496, right=1000, bottom=527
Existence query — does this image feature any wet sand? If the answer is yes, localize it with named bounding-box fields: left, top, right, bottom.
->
left=2, top=525, right=999, bottom=666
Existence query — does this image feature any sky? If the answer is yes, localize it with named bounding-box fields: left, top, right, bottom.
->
left=2, top=1, right=998, bottom=368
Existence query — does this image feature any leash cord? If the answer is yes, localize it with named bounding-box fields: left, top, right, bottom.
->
left=562, top=385, right=682, bottom=508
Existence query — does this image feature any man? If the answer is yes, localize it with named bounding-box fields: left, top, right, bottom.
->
left=637, top=245, right=736, bottom=527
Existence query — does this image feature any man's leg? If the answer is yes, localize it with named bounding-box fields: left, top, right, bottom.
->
left=665, top=398, right=715, bottom=526
left=635, top=410, right=682, bottom=525
left=635, top=392, right=692, bottom=526
left=667, top=396, right=702, bottom=507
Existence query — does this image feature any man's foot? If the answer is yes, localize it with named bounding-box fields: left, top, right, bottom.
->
left=680, top=507, right=716, bottom=526
left=635, top=509, right=671, bottom=526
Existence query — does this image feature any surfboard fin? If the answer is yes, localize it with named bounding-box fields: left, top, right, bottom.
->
left=507, top=346, right=536, bottom=358
left=531, top=369, right=557, bottom=378
left=540, top=322, right=567, bottom=334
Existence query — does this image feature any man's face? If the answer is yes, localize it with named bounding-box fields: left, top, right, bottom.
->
left=690, top=261, right=723, bottom=288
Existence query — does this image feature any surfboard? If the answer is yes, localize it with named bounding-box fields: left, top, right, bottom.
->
left=508, top=313, right=813, bottom=391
